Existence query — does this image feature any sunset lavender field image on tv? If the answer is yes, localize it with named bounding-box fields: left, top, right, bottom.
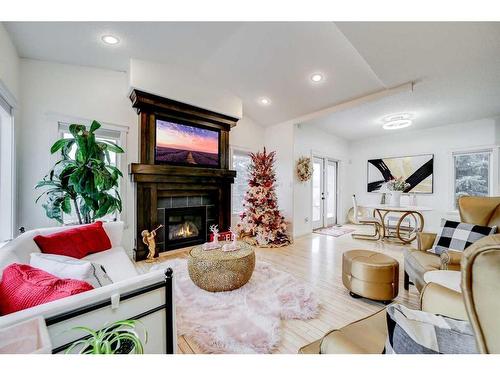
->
left=155, top=119, right=219, bottom=167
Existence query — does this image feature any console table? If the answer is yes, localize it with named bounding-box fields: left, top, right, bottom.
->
left=363, top=204, right=433, bottom=243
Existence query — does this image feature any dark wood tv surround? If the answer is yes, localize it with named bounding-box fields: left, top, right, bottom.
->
left=129, top=89, right=238, bottom=261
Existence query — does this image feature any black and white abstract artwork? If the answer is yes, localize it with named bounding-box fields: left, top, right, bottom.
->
left=367, top=154, right=434, bottom=193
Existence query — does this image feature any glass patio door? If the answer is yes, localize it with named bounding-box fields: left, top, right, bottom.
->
left=312, top=157, right=338, bottom=229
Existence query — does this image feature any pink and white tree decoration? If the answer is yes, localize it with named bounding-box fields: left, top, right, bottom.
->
left=237, top=148, right=291, bottom=247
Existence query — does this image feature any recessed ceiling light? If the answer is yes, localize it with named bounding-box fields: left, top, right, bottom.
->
left=258, top=97, right=271, bottom=106
left=310, top=73, right=324, bottom=83
left=101, top=35, right=120, bottom=45
left=381, top=113, right=413, bottom=130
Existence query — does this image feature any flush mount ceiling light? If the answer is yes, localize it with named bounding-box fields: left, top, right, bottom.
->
left=382, top=113, right=413, bottom=130
left=258, top=97, right=271, bottom=106
left=310, top=73, right=324, bottom=83
left=101, top=35, right=120, bottom=45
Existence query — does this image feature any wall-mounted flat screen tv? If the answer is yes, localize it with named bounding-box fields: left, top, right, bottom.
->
left=155, top=119, right=220, bottom=168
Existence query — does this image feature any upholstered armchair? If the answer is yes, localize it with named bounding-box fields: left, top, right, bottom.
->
left=404, top=196, right=500, bottom=292
left=299, top=234, right=500, bottom=354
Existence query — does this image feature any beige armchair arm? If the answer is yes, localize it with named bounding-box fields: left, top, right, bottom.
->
left=417, top=232, right=437, bottom=251
left=420, top=282, right=467, bottom=320
left=440, top=250, right=463, bottom=271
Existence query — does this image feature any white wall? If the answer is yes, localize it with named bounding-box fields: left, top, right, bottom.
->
left=293, top=124, right=350, bottom=237
left=264, top=122, right=295, bottom=234
left=18, top=59, right=137, bottom=251
left=0, top=23, right=20, bottom=102
left=348, top=119, right=499, bottom=232
left=129, top=59, right=242, bottom=119
left=230, top=116, right=265, bottom=152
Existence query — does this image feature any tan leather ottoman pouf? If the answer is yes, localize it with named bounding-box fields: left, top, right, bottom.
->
left=342, top=250, right=399, bottom=304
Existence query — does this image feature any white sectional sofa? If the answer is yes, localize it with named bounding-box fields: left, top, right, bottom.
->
left=0, top=222, right=176, bottom=354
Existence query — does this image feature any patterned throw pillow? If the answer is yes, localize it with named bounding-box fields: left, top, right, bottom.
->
left=430, top=219, right=496, bottom=255
left=385, top=304, right=478, bottom=354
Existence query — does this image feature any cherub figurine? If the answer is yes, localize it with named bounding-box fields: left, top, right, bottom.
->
left=141, top=224, right=164, bottom=263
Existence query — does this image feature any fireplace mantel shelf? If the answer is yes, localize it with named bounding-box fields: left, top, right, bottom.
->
left=129, top=163, right=236, bottom=180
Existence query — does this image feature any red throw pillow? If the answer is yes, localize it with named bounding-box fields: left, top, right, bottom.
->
left=0, top=264, right=93, bottom=315
left=33, top=221, right=112, bottom=259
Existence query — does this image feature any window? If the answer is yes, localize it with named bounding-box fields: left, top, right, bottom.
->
left=232, top=150, right=252, bottom=216
left=453, top=149, right=492, bottom=208
left=0, top=98, right=14, bottom=243
left=58, top=123, right=123, bottom=224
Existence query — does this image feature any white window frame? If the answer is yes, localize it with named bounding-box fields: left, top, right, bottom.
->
left=449, top=145, right=499, bottom=212
left=0, top=89, right=16, bottom=243
left=229, top=146, right=254, bottom=226
left=47, top=112, right=129, bottom=226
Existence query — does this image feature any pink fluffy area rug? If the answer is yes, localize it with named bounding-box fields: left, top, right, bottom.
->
left=153, top=259, right=319, bottom=353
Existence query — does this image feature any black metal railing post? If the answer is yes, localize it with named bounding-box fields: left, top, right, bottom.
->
left=165, top=267, right=174, bottom=354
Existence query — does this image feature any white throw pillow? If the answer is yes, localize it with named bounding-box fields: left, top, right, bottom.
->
left=30, top=253, right=93, bottom=280
left=29, top=253, right=113, bottom=288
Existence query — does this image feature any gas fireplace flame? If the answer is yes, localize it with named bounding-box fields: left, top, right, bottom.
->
left=177, top=223, right=193, bottom=237
left=169, top=221, right=199, bottom=240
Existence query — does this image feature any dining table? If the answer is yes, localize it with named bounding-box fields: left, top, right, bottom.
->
left=362, top=204, right=433, bottom=244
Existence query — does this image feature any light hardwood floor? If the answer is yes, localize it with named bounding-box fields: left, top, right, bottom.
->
left=137, top=225, right=420, bottom=354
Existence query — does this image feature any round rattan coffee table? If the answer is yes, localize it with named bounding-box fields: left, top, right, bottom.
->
left=188, top=242, right=255, bottom=292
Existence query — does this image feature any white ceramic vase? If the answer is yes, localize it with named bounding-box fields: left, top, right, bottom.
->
left=390, top=191, right=402, bottom=207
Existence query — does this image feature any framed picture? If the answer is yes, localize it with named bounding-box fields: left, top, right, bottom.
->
left=367, top=154, right=434, bottom=193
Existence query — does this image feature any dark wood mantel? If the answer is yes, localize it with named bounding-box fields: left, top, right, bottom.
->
left=129, top=89, right=238, bottom=261
left=130, top=163, right=236, bottom=182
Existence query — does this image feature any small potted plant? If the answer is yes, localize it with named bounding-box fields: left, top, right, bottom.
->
left=385, top=177, right=410, bottom=207
left=65, top=320, right=147, bottom=354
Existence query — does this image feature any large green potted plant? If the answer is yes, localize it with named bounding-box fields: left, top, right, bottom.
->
left=36, top=121, right=124, bottom=224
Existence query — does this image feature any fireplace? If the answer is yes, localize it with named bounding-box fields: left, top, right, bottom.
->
left=129, top=89, right=238, bottom=261
left=161, top=206, right=207, bottom=250
left=155, top=194, right=216, bottom=252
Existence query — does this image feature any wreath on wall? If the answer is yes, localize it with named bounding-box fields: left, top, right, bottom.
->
left=296, top=156, right=313, bottom=182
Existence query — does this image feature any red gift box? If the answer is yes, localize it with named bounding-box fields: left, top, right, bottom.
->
left=209, top=231, right=233, bottom=242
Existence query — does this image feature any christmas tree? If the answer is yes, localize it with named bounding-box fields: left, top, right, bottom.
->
left=237, top=148, right=291, bottom=247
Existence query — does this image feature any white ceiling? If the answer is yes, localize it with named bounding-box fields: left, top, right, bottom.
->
left=4, top=22, right=500, bottom=137
left=307, top=22, right=500, bottom=139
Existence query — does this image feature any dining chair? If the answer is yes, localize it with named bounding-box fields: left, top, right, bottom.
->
left=351, top=194, right=382, bottom=240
